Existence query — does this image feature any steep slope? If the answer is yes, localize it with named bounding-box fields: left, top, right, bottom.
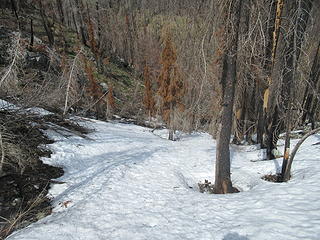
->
left=0, top=9, right=143, bottom=119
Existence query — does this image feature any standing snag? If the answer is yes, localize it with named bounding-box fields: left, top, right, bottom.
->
left=214, top=0, right=242, bottom=194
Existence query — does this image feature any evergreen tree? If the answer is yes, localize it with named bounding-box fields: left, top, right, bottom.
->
left=157, top=32, right=184, bottom=140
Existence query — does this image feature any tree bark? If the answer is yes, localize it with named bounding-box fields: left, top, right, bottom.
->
left=281, top=0, right=314, bottom=174
left=262, top=0, right=283, bottom=159
left=30, top=18, right=34, bottom=47
left=214, top=0, right=242, bottom=194
left=10, top=0, right=20, bottom=28
left=301, top=40, right=320, bottom=125
left=39, top=0, right=54, bottom=47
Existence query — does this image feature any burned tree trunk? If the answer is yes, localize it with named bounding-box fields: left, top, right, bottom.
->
left=301, top=40, right=320, bottom=126
left=39, top=0, right=55, bottom=47
left=214, top=0, right=242, bottom=194
left=30, top=18, right=34, bottom=47
left=262, top=0, right=283, bottom=159
left=281, top=0, right=314, bottom=179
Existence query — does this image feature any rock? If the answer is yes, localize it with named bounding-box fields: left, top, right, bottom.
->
left=25, top=51, right=50, bottom=71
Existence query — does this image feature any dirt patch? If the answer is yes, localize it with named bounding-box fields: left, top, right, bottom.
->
left=198, top=179, right=215, bottom=193
left=198, top=179, right=240, bottom=194
left=0, top=167, right=63, bottom=239
left=0, top=109, right=88, bottom=239
left=262, top=173, right=283, bottom=183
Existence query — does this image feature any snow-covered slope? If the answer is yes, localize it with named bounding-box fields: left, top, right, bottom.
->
left=7, top=120, right=320, bottom=240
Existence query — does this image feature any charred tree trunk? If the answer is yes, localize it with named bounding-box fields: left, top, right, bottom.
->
left=301, top=40, right=320, bottom=125
left=30, top=18, right=34, bottom=47
left=262, top=0, right=283, bottom=159
left=245, top=80, right=256, bottom=144
left=233, top=90, right=246, bottom=144
left=281, top=0, right=314, bottom=180
left=10, top=0, right=20, bottom=28
left=256, top=86, right=265, bottom=147
left=215, top=55, right=239, bottom=194
left=39, top=0, right=54, bottom=47
left=265, top=106, right=280, bottom=159
left=232, top=0, right=251, bottom=145
left=74, top=0, right=88, bottom=47
left=214, top=0, right=242, bottom=194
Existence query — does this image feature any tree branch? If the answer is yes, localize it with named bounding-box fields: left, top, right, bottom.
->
left=282, top=126, right=320, bottom=181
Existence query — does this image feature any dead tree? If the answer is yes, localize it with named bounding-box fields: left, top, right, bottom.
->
left=282, top=127, right=320, bottom=181
left=301, top=40, right=320, bottom=128
left=281, top=0, right=314, bottom=179
left=214, top=0, right=242, bottom=194
left=39, top=0, right=55, bottom=47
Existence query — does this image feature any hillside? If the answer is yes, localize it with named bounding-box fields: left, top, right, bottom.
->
left=0, top=6, right=144, bottom=120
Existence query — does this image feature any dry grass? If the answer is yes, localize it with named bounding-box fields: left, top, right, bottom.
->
left=261, top=173, right=283, bottom=183
left=0, top=188, right=51, bottom=240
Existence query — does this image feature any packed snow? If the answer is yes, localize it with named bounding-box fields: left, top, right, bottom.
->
left=0, top=99, right=18, bottom=110
left=7, top=119, right=320, bottom=240
left=0, top=99, right=52, bottom=115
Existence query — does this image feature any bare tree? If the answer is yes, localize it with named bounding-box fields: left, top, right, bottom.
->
left=280, top=0, right=314, bottom=180
left=214, top=0, right=242, bottom=194
left=39, top=0, right=55, bottom=47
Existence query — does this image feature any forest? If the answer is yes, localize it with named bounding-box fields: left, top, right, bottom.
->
left=0, top=0, right=320, bottom=239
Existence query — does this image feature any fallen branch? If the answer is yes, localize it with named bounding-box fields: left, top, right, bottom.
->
left=63, top=48, right=83, bottom=115
left=282, top=126, right=320, bottom=181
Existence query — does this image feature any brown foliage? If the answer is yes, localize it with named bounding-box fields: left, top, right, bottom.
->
left=87, top=10, right=99, bottom=63
left=157, top=32, right=185, bottom=125
left=82, top=56, right=103, bottom=103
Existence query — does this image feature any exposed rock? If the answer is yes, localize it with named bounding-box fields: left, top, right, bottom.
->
left=24, top=51, right=50, bottom=71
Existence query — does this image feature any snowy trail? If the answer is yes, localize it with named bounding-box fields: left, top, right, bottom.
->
left=8, top=120, right=320, bottom=240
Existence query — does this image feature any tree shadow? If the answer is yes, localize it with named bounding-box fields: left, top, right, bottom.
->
left=223, top=232, right=249, bottom=240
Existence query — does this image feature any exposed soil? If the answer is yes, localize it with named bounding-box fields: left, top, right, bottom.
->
left=0, top=110, right=88, bottom=239
left=262, top=173, right=283, bottom=183
left=198, top=179, right=240, bottom=194
left=0, top=165, right=63, bottom=239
